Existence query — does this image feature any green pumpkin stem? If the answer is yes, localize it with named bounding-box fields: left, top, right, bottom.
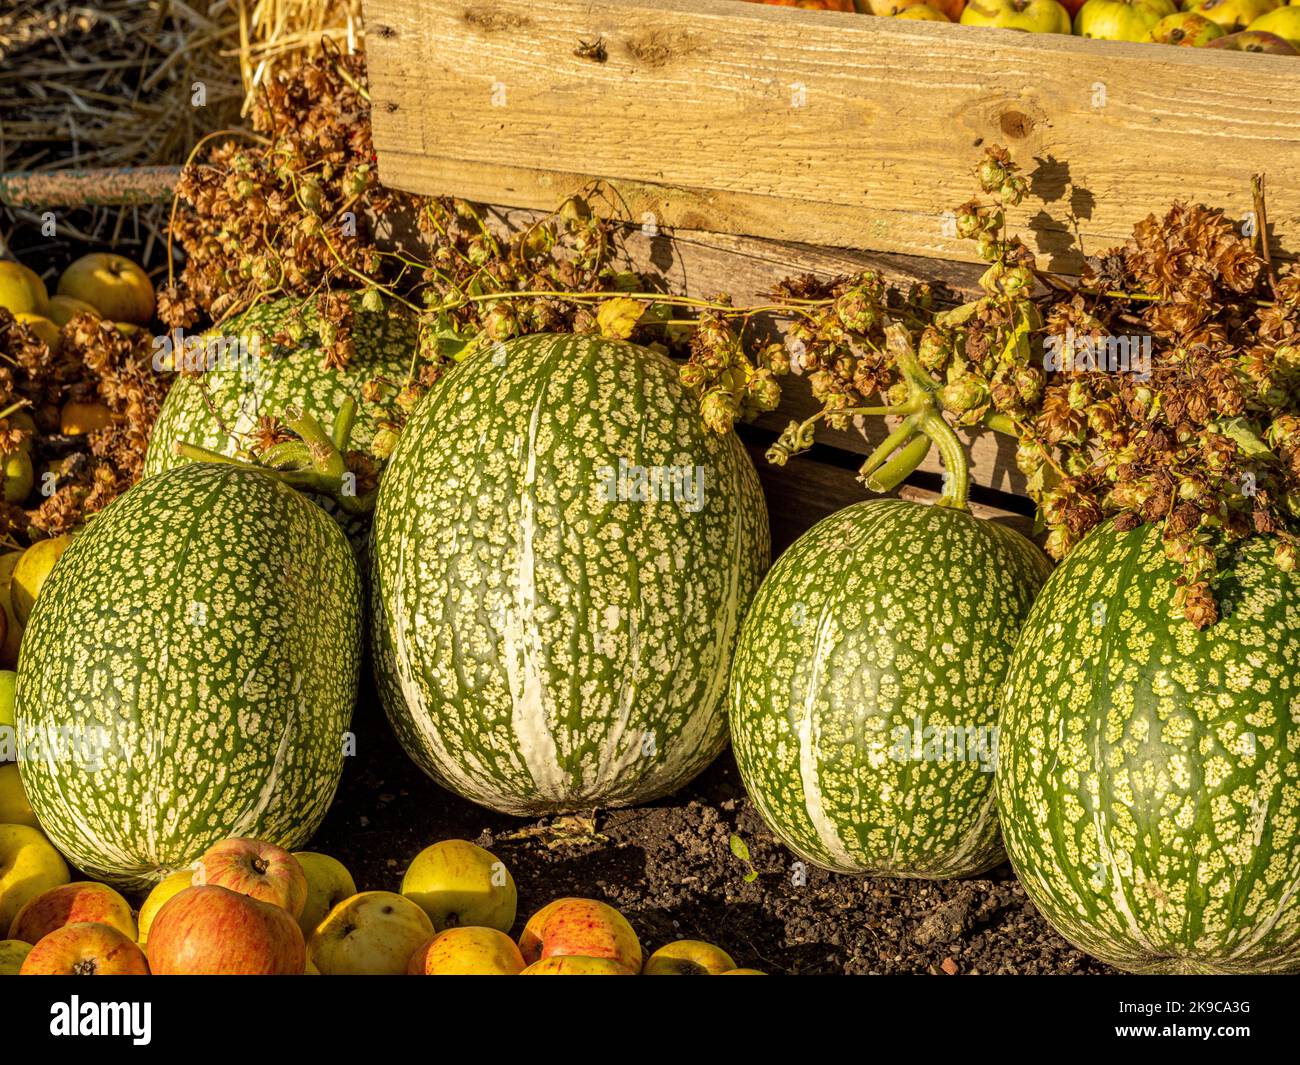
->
left=258, top=440, right=314, bottom=470
left=864, top=428, right=932, bottom=494
left=883, top=324, right=971, bottom=510
left=284, top=406, right=348, bottom=482
left=917, top=410, right=970, bottom=509
left=174, top=398, right=375, bottom=516
left=857, top=418, right=920, bottom=486
left=330, top=401, right=358, bottom=452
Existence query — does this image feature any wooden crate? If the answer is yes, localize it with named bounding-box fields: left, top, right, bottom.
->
left=359, top=0, right=1299, bottom=518
left=363, top=0, right=1300, bottom=275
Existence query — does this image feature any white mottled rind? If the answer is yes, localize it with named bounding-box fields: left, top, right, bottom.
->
left=998, top=522, right=1300, bottom=974
left=369, top=333, right=770, bottom=816
left=143, top=293, right=415, bottom=543
left=729, top=499, right=1050, bottom=878
left=14, top=464, right=362, bottom=891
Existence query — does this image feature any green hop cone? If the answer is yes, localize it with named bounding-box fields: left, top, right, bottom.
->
left=940, top=373, right=989, bottom=415
left=1276, top=540, right=1298, bottom=573
left=834, top=289, right=879, bottom=334
left=745, top=368, right=782, bottom=413
left=700, top=388, right=739, bottom=434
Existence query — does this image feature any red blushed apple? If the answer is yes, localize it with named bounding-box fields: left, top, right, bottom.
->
left=518, top=898, right=641, bottom=973
left=147, top=885, right=305, bottom=975
left=1147, top=10, right=1227, bottom=39
left=8, top=881, right=136, bottom=944
left=20, top=922, right=149, bottom=975
left=1207, top=25, right=1299, bottom=44
left=194, top=837, right=307, bottom=918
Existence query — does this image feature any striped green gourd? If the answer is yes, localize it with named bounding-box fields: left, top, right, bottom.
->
left=15, top=463, right=361, bottom=891
left=144, top=292, right=413, bottom=538
left=997, top=521, right=1300, bottom=973
left=370, top=333, right=770, bottom=816
left=729, top=498, right=1051, bottom=877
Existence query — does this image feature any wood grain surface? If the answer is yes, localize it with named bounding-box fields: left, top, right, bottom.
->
left=364, top=0, right=1299, bottom=274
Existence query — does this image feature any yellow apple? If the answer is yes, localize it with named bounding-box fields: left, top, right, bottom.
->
left=11, top=535, right=72, bottom=627
left=408, top=926, right=527, bottom=975
left=3, top=450, right=33, bottom=505
left=1190, top=0, right=1278, bottom=28
left=0, top=551, right=23, bottom=668
left=292, top=851, right=357, bottom=938
left=12, top=313, right=61, bottom=353
left=0, top=670, right=14, bottom=760
left=891, top=3, right=952, bottom=14
left=46, top=295, right=100, bottom=328
left=57, top=253, right=155, bottom=325
left=0, top=823, right=70, bottom=931
left=1248, top=4, right=1300, bottom=37
left=643, top=939, right=738, bottom=975
left=0, top=261, right=48, bottom=316
left=960, top=0, right=1074, bottom=28
left=1075, top=0, right=1177, bottom=38
left=0, top=764, right=37, bottom=827
left=0, top=937, right=32, bottom=974
left=520, top=955, right=635, bottom=975
left=137, top=869, right=194, bottom=944
left=59, top=402, right=117, bottom=437
left=866, top=0, right=966, bottom=14
left=309, top=891, right=434, bottom=975
left=304, top=957, right=320, bottom=974
left=519, top=897, right=641, bottom=972
left=400, top=839, right=517, bottom=933
left=9, top=880, right=136, bottom=943
left=720, top=967, right=769, bottom=974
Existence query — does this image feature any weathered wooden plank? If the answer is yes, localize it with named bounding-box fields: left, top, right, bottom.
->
left=483, top=203, right=990, bottom=301
left=741, top=435, right=1034, bottom=556
left=364, top=0, right=1300, bottom=274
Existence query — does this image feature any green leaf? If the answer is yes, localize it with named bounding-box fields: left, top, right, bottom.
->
left=729, top=832, right=751, bottom=862
left=1213, top=416, right=1272, bottom=459
left=935, top=300, right=980, bottom=329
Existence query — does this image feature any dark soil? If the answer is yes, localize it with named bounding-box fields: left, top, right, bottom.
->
left=310, top=686, right=1115, bottom=976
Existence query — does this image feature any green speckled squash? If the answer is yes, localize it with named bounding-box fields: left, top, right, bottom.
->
left=998, top=521, right=1300, bottom=974
left=144, top=293, right=414, bottom=538
left=729, top=499, right=1051, bottom=877
left=15, top=463, right=362, bottom=891
left=370, top=333, right=769, bottom=816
